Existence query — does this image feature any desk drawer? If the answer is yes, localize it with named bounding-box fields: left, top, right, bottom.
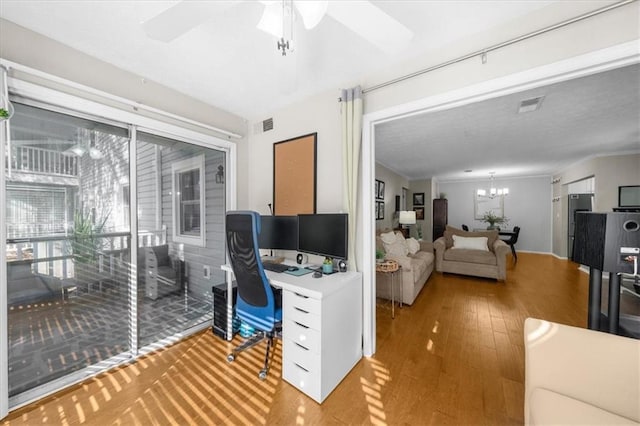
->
left=284, top=319, right=320, bottom=354
left=284, top=302, right=321, bottom=330
left=284, top=290, right=321, bottom=315
left=283, top=337, right=320, bottom=371
left=283, top=359, right=321, bottom=402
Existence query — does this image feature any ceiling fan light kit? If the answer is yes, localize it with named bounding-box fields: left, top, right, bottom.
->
left=142, top=0, right=413, bottom=57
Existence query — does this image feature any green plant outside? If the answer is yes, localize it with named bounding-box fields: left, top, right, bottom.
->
left=0, top=108, right=9, bottom=119
left=71, top=209, right=109, bottom=263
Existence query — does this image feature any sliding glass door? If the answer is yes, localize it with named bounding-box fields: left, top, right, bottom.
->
left=3, top=96, right=231, bottom=407
left=6, top=102, right=131, bottom=397
left=136, top=132, right=226, bottom=348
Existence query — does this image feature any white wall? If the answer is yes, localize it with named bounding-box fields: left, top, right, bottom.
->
left=0, top=19, right=246, bottom=140
left=440, top=176, right=552, bottom=253
left=244, top=91, right=344, bottom=265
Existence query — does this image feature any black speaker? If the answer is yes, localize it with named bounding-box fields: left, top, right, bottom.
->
left=296, top=253, right=307, bottom=264
left=212, top=282, right=238, bottom=340
left=573, top=212, right=640, bottom=274
left=338, top=259, right=347, bottom=272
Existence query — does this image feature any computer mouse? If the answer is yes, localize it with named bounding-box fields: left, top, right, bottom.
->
left=313, top=271, right=323, bottom=278
left=287, top=266, right=299, bottom=272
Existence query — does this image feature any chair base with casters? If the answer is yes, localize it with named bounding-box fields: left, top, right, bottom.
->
left=227, top=325, right=282, bottom=380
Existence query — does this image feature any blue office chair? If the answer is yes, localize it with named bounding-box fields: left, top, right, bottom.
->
left=225, top=210, right=282, bottom=380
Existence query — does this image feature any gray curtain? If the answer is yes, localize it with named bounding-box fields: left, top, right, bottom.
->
left=340, top=86, right=363, bottom=271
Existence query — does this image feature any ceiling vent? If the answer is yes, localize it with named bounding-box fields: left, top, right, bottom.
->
left=518, top=96, right=544, bottom=114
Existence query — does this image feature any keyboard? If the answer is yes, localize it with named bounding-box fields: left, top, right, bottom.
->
left=262, top=262, right=289, bottom=273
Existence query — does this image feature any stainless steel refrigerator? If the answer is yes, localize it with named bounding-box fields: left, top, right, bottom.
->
left=568, top=193, right=594, bottom=259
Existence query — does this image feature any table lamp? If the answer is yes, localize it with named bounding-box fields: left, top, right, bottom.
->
left=399, top=210, right=416, bottom=236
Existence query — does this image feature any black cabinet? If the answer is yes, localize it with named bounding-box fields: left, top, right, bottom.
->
left=433, top=198, right=448, bottom=241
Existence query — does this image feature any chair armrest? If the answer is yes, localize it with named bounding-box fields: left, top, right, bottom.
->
left=524, top=318, right=640, bottom=425
left=493, top=239, right=510, bottom=280
left=419, top=240, right=434, bottom=253
left=433, top=237, right=446, bottom=271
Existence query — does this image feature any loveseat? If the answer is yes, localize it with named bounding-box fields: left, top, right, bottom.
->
left=524, top=318, right=640, bottom=425
left=376, top=230, right=434, bottom=305
left=434, top=225, right=509, bottom=281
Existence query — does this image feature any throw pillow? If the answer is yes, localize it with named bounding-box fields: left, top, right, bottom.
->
left=406, top=237, right=420, bottom=255
left=452, top=235, right=489, bottom=251
left=382, top=232, right=409, bottom=258
left=443, top=225, right=498, bottom=252
left=380, top=231, right=397, bottom=245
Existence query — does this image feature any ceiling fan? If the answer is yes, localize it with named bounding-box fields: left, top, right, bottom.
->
left=142, top=0, right=414, bottom=54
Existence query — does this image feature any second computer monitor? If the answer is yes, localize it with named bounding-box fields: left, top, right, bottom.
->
left=297, top=213, right=348, bottom=260
left=258, top=215, right=298, bottom=250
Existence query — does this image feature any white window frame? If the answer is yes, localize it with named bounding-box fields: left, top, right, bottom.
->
left=172, top=155, right=206, bottom=247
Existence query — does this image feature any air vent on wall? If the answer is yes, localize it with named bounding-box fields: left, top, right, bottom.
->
left=262, top=117, right=274, bottom=132
left=518, top=96, right=544, bottom=113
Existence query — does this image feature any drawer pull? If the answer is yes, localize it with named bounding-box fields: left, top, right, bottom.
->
left=294, top=342, right=309, bottom=351
left=294, top=292, right=309, bottom=299
left=294, top=321, right=309, bottom=329
left=294, top=362, right=309, bottom=372
left=294, top=307, right=309, bottom=314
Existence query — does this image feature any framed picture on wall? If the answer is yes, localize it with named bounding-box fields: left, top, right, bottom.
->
left=376, top=201, right=385, bottom=220
left=375, top=179, right=385, bottom=200
left=414, top=207, right=425, bottom=220
left=413, top=192, right=424, bottom=206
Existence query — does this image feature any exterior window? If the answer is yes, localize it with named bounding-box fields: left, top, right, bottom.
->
left=172, top=155, right=205, bottom=246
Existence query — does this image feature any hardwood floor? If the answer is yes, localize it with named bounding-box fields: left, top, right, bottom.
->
left=3, top=253, right=592, bottom=425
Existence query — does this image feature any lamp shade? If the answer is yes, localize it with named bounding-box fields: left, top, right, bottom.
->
left=399, top=210, right=416, bottom=225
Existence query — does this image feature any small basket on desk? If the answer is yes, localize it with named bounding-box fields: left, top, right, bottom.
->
left=376, top=260, right=399, bottom=273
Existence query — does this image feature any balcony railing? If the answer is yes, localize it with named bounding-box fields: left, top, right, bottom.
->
left=8, top=145, right=79, bottom=177
left=6, top=228, right=167, bottom=281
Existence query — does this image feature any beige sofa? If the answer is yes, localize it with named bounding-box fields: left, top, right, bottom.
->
left=434, top=225, right=509, bottom=281
left=525, top=318, right=640, bottom=425
left=376, top=230, right=434, bottom=305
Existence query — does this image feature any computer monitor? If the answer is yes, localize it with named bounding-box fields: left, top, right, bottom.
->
left=297, top=213, right=348, bottom=260
left=258, top=215, right=298, bottom=250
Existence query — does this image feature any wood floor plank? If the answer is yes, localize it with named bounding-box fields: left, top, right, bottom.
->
left=4, top=253, right=601, bottom=426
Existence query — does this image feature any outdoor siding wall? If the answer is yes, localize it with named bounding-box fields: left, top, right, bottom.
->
left=159, top=148, right=227, bottom=298
left=136, top=142, right=158, bottom=234
left=78, top=132, right=129, bottom=233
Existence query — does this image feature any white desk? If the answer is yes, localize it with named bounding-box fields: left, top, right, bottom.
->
left=221, top=264, right=362, bottom=403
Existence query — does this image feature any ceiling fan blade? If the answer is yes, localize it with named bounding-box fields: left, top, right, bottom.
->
left=293, top=1, right=328, bottom=30
left=326, top=1, right=413, bottom=54
left=142, top=1, right=240, bottom=42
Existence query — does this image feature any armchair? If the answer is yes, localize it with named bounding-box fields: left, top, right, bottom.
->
left=145, top=244, right=184, bottom=300
left=225, top=210, right=282, bottom=380
left=434, top=225, right=509, bottom=281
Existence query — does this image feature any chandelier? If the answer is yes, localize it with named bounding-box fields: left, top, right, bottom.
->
left=477, top=173, right=509, bottom=198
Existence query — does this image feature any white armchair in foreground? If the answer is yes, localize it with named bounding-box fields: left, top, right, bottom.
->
left=524, top=318, right=640, bottom=425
